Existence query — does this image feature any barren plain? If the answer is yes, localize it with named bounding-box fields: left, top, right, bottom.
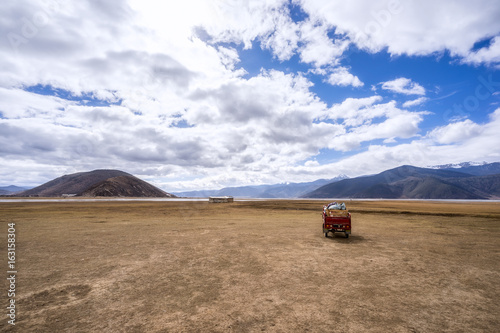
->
left=1, top=199, right=499, bottom=332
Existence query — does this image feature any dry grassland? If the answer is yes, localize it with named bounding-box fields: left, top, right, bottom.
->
left=1, top=199, right=499, bottom=332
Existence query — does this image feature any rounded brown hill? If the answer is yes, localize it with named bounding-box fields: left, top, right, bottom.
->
left=18, top=170, right=174, bottom=197
left=80, top=175, right=171, bottom=197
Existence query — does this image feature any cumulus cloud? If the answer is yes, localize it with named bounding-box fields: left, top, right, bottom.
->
left=463, top=36, right=500, bottom=68
left=0, top=87, right=72, bottom=118
left=260, top=9, right=300, bottom=61
left=0, top=69, right=339, bottom=189
left=323, top=98, right=428, bottom=150
left=296, top=20, right=349, bottom=68
left=296, top=0, right=500, bottom=66
left=427, top=119, right=483, bottom=144
left=325, top=67, right=364, bottom=87
left=195, top=0, right=500, bottom=67
left=381, top=78, right=426, bottom=95
left=197, top=2, right=358, bottom=84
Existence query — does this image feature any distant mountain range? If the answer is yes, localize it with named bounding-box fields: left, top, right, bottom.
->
left=14, top=170, right=175, bottom=198
left=3, top=162, right=499, bottom=199
left=173, top=175, right=348, bottom=198
left=175, top=162, right=500, bottom=199
left=0, top=185, right=30, bottom=195
left=303, top=163, right=500, bottom=199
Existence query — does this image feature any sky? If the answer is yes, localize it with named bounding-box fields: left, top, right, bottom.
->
left=0, top=0, right=500, bottom=192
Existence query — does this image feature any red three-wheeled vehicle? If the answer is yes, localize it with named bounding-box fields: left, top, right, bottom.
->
left=322, top=202, right=351, bottom=238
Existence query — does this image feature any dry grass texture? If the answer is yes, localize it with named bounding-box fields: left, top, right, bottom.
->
left=1, top=200, right=499, bottom=332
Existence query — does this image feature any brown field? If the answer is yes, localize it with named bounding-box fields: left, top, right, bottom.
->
left=1, top=199, right=500, bottom=332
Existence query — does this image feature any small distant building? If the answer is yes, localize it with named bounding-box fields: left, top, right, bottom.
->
left=62, top=194, right=77, bottom=198
left=208, top=196, right=234, bottom=203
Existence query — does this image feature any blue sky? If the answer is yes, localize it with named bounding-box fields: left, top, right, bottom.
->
left=0, top=0, right=499, bottom=191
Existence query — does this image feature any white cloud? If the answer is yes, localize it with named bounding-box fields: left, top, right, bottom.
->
left=191, top=0, right=500, bottom=68
left=325, top=96, right=383, bottom=126
left=427, top=119, right=483, bottom=144
left=0, top=87, right=72, bottom=118
left=463, top=36, right=500, bottom=67
left=195, top=3, right=356, bottom=82
left=297, top=20, right=349, bottom=68
left=0, top=69, right=343, bottom=189
left=260, top=10, right=300, bottom=61
left=216, top=46, right=241, bottom=70
left=324, top=99, right=427, bottom=150
left=325, top=67, right=363, bottom=87
left=297, top=0, right=500, bottom=66
left=402, top=97, right=428, bottom=108
left=304, top=160, right=319, bottom=167
left=381, top=77, right=426, bottom=95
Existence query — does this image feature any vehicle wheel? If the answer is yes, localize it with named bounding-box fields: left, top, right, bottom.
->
left=345, top=233, right=349, bottom=238
left=324, top=232, right=328, bottom=238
